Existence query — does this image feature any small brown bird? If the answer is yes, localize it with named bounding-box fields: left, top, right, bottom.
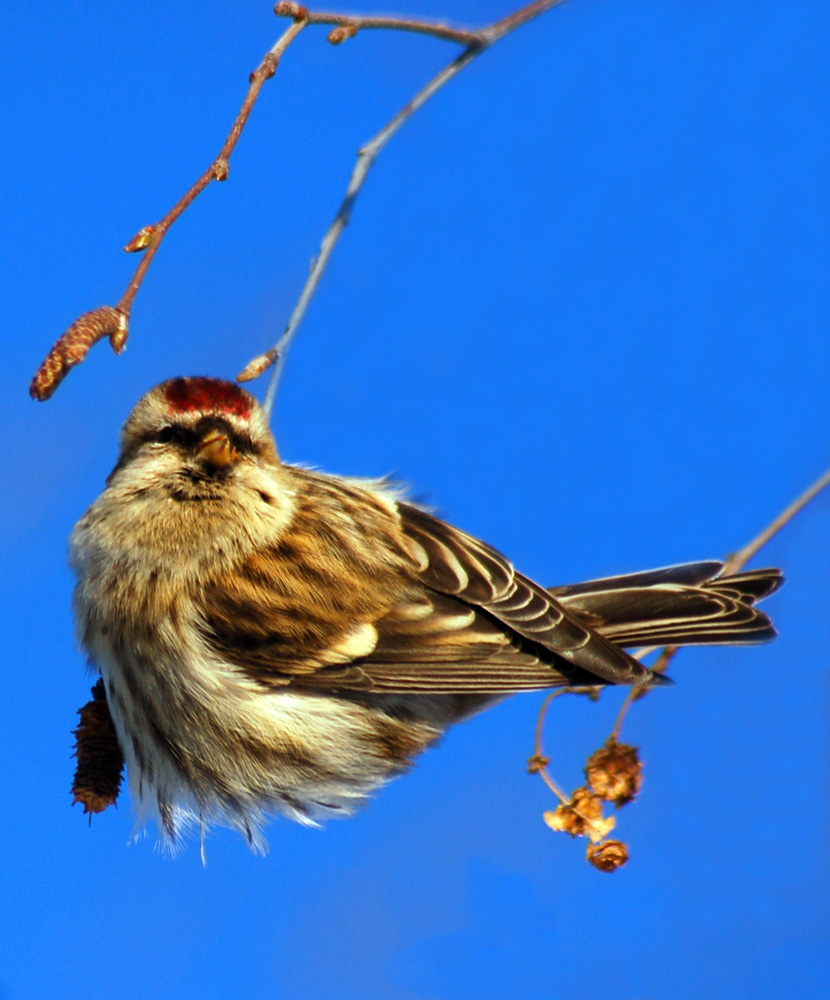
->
left=70, top=377, right=782, bottom=850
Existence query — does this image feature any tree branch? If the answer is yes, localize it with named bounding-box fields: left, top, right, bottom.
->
left=532, top=464, right=830, bottom=863
left=31, top=1, right=565, bottom=402
left=721, top=466, right=830, bottom=576
left=606, top=464, right=830, bottom=737
left=30, top=14, right=309, bottom=400
left=275, top=3, right=485, bottom=45
left=236, top=0, right=568, bottom=416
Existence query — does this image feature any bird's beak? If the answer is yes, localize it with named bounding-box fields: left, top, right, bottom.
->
left=197, top=430, right=237, bottom=468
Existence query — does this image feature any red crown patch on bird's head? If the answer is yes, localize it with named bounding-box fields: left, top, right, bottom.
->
left=164, top=377, right=252, bottom=421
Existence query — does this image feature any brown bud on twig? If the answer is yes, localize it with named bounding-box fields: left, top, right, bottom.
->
left=237, top=348, right=279, bottom=383
left=124, top=225, right=158, bottom=253
left=586, top=740, right=643, bottom=807
left=213, top=158, right=230, bottom=182
left=526, top=753, right=550, bottom=774
left=72, top=679, right=125, bottom=816
left=30, top=306, right=128, bottom=401
left=274, top=2, right=308, bottom=19
left=328, top=24, right=359, bottom=45
left=544, top=786, right=616, bottom=843
left=587, top=839, right=630, bottom=872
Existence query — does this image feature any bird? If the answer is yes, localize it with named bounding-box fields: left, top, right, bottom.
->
left=70, top=376, right=782, bottom=850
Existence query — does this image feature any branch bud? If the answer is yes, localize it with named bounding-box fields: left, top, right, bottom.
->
left=237, top=348, right=278, bottom=382
left=274, top=2, right=308, bottom=18
left=328, top=24, right=359, bottom=45
left=124, top=225, right=158, bottom=253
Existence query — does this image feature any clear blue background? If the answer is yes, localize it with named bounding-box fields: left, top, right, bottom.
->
left=2, top=2, right=828, bottom=998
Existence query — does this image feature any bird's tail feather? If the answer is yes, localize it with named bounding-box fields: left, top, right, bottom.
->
left=549, top=562, right=783, bottom=649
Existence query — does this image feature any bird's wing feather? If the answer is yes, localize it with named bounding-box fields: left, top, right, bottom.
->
left=196, top=479, right=654, bottom=694
left=396, top=503, right=653, bottom=685
left=198, top=541, right=591, bottom=695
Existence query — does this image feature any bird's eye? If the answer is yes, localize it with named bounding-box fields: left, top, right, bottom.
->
left=154, top=426, right=177, bottom=444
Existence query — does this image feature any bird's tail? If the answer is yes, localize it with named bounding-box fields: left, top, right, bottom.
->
left=548, top=562, right=783, bottom=649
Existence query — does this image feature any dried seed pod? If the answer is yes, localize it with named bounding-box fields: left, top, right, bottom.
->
left=544, top=786, right=616, bottom=842
left=30, top=306, right=128, bottom=401
left=587, top=839, right=629, bottom=872
left=586, top=739, right=642, bottom=807
left=72, top=679, right=125, bottom=816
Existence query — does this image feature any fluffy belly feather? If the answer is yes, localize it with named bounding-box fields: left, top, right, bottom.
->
left=94, top=636, right=445, bottom=850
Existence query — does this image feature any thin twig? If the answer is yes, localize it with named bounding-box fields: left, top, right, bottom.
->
left=484, top=0, right=568, bottom=43
left=119, top=18, right=308, bottom=320
left=534, top=691, right=559, bottom=760
left=537, top=768, right=571, bottom=804
left=247, top=43, right=484, bottom=411
left=610, top=465, right=830, bottom=738
left=538, top=465, right=830, bottom=837
left=239, top=0, right=568, bottom=416
left=275, top=0, right=565, bottom=47
left=32, top=1, right=564, bottom=401
left=276, top=5, right=485, bottom=45
left=528, top=690, right=571, bottom=803
left=530, top=690, right=620, bottom=844
left=30, top=15, right=308, bottom=401
left=609, top=683, right=650, bottom=742
left=722, top=466, right=830, bottom=576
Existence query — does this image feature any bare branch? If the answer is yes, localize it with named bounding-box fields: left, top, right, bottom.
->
left=531, top=463, right=829, bottom=866
left=116, top=15, right=309, bottom=320
left=32, top=2, right=565, bottom=401
left=248, top=43, right=484, bottom=413
left=484, top=0, right=569, bottom=43
left=609, top=464, right=830, bottom=738
left=722, top=466, right=830, bottom=576
left=526, top=690, right=570, bottom=803
left=30, top=15, right=308, bottom=400
left=275, top=4, right=485, bottom=46
left=238, top=0, right=568, bottom=416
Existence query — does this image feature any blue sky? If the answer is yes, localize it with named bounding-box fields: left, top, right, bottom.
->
left=2, top=2, right=828, bottom=998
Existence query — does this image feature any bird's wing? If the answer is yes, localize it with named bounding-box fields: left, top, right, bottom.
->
left=394, top=504, right=652, bottom=686
left=196, top=481, right=653, bottom=694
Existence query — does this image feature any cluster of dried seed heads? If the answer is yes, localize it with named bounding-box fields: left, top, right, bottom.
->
left=539, top=739, right=643, bottom=872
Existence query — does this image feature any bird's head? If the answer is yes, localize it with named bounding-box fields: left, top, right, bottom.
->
left=111, top=376, right=279, bottom=494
